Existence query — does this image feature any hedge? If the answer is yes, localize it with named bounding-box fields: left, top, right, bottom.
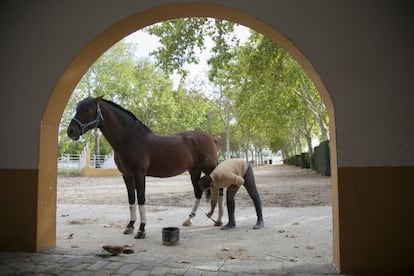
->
left=312, top=140, right=330, bottom=176
left=283, top=140, right=330, bottom=176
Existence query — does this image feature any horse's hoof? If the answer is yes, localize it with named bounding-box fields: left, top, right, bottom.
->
left=182, top=218, right=192, bottom=226
left=123, top=227, right=134, bottom=235
left=214, top=220, right=223, bottom=227
left=134, top=231, right=146, bottom=239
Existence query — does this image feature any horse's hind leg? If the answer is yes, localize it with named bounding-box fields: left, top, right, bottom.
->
left=183, top=169, right=202, bottom=226
left=123, top=175, right=136, bottom=235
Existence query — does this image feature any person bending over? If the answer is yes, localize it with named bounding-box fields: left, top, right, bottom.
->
left=199, top=158, right=264, bottom=230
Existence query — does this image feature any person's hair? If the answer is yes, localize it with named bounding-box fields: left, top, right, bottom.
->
left=198, top=175, right=212, bottom=192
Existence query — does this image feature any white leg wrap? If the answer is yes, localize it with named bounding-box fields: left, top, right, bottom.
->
left=129, top=204, right=137, bottom=221
left=190, top=198, right=201, bottom=216
left=139, top=205, right=147, bottom=224
left=218, top=195, right=224, bottom=220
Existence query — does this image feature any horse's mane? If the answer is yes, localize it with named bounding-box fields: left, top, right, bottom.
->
left=100, top=98, right=152, bottom=133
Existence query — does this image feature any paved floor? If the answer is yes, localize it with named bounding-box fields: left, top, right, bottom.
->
left=0, top=206, right=339, bottom=275
left=0, top=248, right=338, bottom=275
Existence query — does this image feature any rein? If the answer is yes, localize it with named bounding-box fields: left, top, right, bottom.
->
left=71, top=103, right=104, bottom=135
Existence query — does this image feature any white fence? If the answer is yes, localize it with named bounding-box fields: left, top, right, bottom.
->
left=58, top=148, right=283, bottom=176
left=57, top=154, right=80, bottom=175
left=58, top=151, right=116, bottom=175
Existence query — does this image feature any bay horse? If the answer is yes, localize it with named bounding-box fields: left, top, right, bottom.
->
left=67, top=96, right=223, bottom=239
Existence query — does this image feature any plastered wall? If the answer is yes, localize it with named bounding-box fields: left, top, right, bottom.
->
left=1, top=1, right=413, bottom=273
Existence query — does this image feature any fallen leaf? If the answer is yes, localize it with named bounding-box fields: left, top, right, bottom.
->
left=306, top=246, right=315, bottom=250
left=65, top=233, right=74, bottom=239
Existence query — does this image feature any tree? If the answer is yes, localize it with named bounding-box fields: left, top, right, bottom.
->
left=59, top=40, right=224, bottom=155
left=60, top=17, right=330, bottom=164
left=146, top=18, right=330, bottom=159
left=146, top=18, right=237, bottom=79
left=59, top=41, right=140, bottom=155
left=227, top=32, right=328, bottom=158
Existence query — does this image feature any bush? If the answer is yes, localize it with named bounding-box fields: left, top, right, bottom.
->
left=312, top=140, right=330, bottom=176
left=300, top=153, right=310, bottom=169
left=284, top=140, right=330, bottom=176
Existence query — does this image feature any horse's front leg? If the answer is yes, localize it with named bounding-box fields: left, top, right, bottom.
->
left=134, top=171, right=146, bottom=239
left=122, top=174, right=136, bottom=235
left=184, top=188, right=224, bottom=227
left=183, top=170, right=224, bottom=226
left=183, top=169, right=202, bottom=226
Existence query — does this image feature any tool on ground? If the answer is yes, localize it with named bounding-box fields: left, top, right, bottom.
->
left=205, top=213, right=217, bottom=224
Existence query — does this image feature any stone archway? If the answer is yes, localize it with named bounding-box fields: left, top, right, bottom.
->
left=39, top=2, right=338, bottom=268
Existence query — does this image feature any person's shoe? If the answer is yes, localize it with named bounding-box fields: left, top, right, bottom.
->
left=221, top=223, right=235, bottom=230
left=253, top=220, right=264, bottom=229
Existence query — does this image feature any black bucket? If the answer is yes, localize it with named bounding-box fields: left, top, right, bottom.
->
left=162, top=227, right=180, bottom=246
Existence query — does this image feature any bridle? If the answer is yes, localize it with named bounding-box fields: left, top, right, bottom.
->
left=71, top=103, right=104, bottom=135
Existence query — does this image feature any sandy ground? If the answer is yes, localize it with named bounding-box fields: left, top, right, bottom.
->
left=56, top=165, right=333, bottom=271
left=57, top=164, right=331, bottom=208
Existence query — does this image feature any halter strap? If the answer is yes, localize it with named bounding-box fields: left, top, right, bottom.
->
left=71, top=103, right=104, bottom=135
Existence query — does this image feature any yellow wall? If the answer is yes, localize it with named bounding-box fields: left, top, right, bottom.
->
left=336, top=167, right=414, bottom=273
left=81, top=167, right=121, bottom=177
left=80, top=148, right=121, bottom=177
left=0, top=169, right=42, bottom=251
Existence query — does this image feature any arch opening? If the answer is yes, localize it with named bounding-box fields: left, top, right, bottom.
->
left=40, top=2, right=338, bottom=270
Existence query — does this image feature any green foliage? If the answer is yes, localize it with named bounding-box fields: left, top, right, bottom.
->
left=145, top=18, right=329, bottom=159
left=59, top=40, right=223, bottom=155
left=146, top=18, right=237, bottom=80
left=60, top=18, right=330, bottom=162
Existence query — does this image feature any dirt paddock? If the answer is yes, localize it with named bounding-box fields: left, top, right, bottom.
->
left=56, top=164, right=333, bottom=272
left=58, top=164, right=331, bottom=208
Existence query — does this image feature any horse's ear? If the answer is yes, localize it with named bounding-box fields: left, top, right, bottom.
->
left=96, top=95, right=104, bottom=100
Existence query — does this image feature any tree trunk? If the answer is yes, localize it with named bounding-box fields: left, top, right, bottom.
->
left=318, top=118, right=329, bottom=141
left=305, top=134, right=313, bottom=169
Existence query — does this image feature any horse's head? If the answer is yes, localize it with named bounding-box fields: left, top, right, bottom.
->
left=67, top=96, right=104, bottom=140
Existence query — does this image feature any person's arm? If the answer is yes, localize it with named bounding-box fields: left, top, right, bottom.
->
left=207, top=186, right=219, bottom=217
left=233, top=174, right=245, bottom=187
